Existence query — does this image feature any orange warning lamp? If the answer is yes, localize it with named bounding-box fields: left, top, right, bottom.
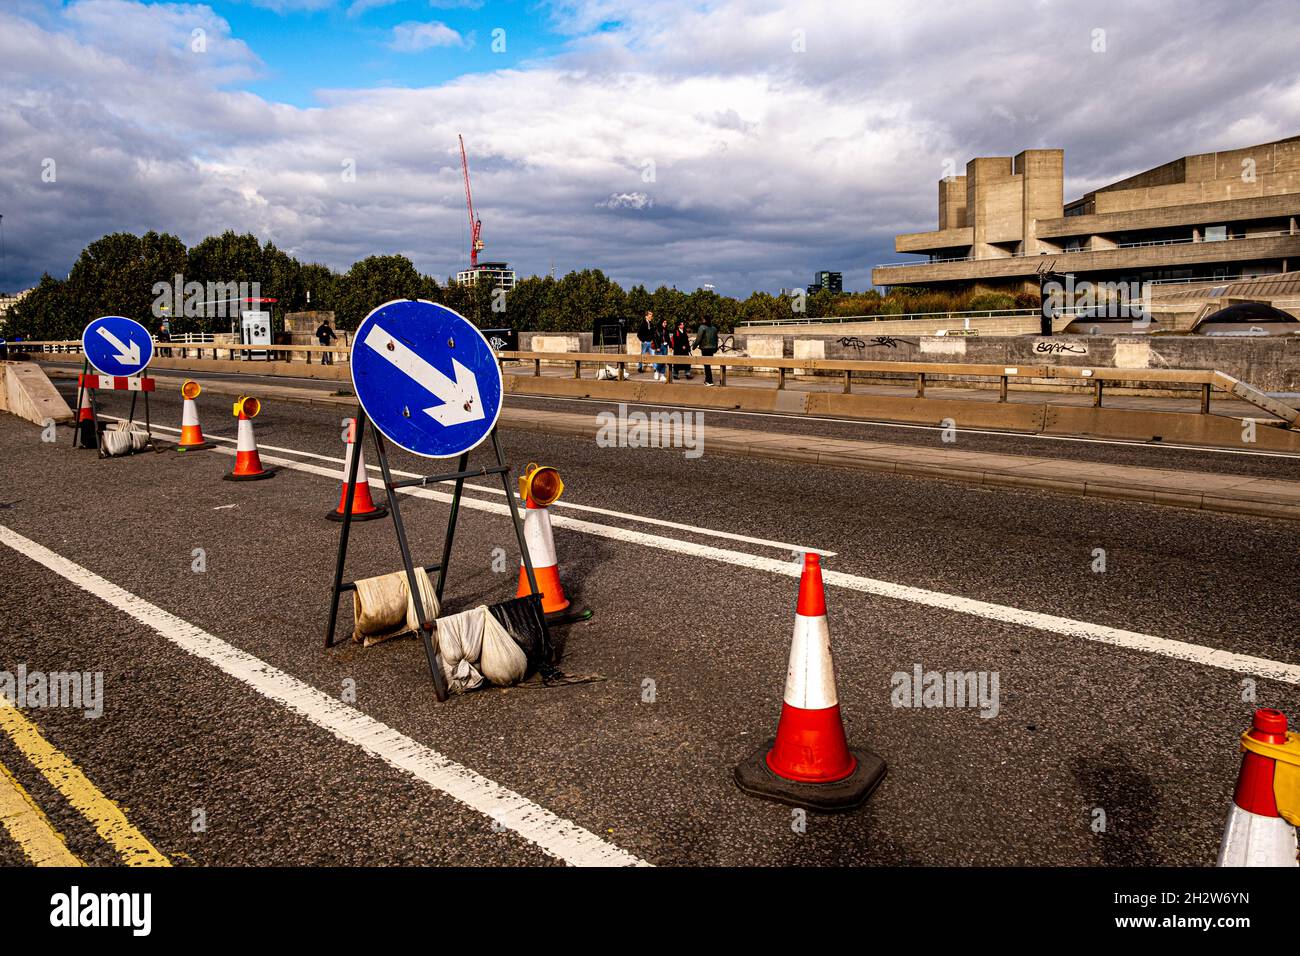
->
left=232, top=395, right=261, bottom=418
left=518, top=462, right=563, bottom=506
left=181, top=380, right=201, bottom=400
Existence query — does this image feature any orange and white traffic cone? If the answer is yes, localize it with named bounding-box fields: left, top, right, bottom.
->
left=176, top=380, right=212, bottom=451
left=516, top=498, right=570, bottom=614
left=223, top=396, right=273, bottom=481
left=327, top=418, right=386, bottom=521
left=734, top=553, right=886, bottom=811
left=74, top=384, right=97, bottom=449
left=1217, top=708, right=1299, bottom=866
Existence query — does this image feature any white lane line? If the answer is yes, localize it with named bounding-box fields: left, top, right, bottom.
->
left=124, top=417, right=832, bottom=557
left=217, top=447, right=1300, bottom=686
left=0, top=524, right=647, bottom=868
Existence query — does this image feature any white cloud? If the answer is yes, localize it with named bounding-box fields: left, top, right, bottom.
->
left=597, top=192, right=654, bottom=210
left=389, top=20, right=468, bottom=52
left=346, top=0, right=399, bottom=16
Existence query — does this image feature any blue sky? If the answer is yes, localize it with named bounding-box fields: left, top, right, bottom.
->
left=220, top=1, right=568, bottom=107
left=3, top=1, right=1300, bottom=296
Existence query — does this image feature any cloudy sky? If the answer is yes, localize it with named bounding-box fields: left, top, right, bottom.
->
left=3, top=0, right=1299, bottom=295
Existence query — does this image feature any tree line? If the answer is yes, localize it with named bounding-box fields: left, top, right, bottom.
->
left=4, top=230, right=1038, bottom=341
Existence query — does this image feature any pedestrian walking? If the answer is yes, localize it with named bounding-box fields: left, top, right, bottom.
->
left=636, top=311, right=655, bottom=373
left=315, top=319, right=337, bottom=365
left=693, top=315, right=719, bottom=386
left=669, top=319, right=693, bottom=381
left=653, top=317, right=670, bottom=381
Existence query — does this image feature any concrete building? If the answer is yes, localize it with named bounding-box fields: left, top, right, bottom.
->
left=455, top=261, right=517, bottom=291
left=872, top=137, right=1300, bottom=294
left=0, top=289, right=32, bottom=332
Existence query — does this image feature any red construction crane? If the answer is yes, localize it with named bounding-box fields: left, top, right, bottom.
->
left=459, top=133, right=484, bottom=269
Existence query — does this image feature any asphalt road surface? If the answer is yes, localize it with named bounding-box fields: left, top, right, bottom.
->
left=0, top=384, right=1297, bottom=866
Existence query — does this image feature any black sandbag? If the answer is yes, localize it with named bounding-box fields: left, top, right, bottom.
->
left=485, top=594, right=552, bottom=673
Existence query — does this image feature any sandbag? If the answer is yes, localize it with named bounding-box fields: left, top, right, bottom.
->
left=100, top=420, right=149, bottom=457
left=352, top=569, right=440, bottom=647
left=432, top=606, right=487, bottom=694
left=480, top=611, right=528, bottom=685
left=485, top=595, right=551, bottom=672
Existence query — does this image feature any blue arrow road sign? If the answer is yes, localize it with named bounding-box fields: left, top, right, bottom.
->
left=351, top=299, right=504, bottom=459
left=81, top=315, right=154, bottom=378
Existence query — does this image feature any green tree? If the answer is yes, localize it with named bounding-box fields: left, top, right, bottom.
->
left=332, top=254, right=432, bottom=330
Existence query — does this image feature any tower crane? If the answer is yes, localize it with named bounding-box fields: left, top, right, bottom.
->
left=459, top=134, right=484, bottom=269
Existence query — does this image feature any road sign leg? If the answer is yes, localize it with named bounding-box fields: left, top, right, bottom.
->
left=434, top=452, right=470, bottom=605
left=372, top=428, right=450, bottom=702
left=324, top=406, right=365, bottom=648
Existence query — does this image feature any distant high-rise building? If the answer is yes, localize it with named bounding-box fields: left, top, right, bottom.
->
left=455, top=261, right=517, bottom=291
left=809, top=271, right=843, bottom=295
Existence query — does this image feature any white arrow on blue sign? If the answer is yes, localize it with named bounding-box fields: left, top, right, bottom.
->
left=81, top=315, right=154, bottom=378
left=351, top=299, right=504, bottom=459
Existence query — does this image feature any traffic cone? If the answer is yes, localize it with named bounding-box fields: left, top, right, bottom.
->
left=327, top=418, right=386, bottom=521
left=74, top=384, right=97, bottom=449
left=516, top=498, right=570, bottom=614
left=223, top=396, right=273, bottom=481
left=1217, top=708, right=1300, bottom=866
left=176, top=380, right=212, bottom=451
left=734, top=553, right=886, bottom=811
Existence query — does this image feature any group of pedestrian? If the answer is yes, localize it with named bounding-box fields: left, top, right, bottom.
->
left=635, top=310, right=720, bottom=385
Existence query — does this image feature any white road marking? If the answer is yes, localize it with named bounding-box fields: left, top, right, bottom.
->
left=217, top=447, right=1300, bottom=687
left=0, top=524, right=647, bottom=868
left=121, top=417, right=833, bottom=557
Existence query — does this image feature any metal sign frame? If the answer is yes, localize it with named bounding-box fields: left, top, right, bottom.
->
left=71, top=359, right=156, bottom=458
left=323, top=408, right=542, bottom=702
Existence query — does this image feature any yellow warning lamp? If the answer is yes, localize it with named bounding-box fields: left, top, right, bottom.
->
left=232, top=395, right=261, bottom=418
left=518, top=462, right=563, bottom=506
left=181, top=380, right=201, bottom=400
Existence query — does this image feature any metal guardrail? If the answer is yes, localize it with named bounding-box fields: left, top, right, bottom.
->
left=12, top=340, right=348, bottom=363
left=497, top=350, right=1298, bottom=424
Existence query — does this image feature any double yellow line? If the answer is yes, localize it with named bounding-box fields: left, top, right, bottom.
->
left=0, top=702, right=169, bottom=867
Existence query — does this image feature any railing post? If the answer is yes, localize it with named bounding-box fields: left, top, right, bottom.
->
left=1093, top=379, right=1104, bottom=408
left=844, top=369, right=852, bottom=394
left=915, top=372, right=925, bottom=399
left=574, top=360, right=581, bottom=379
left=1200, top=382, right=1211, bottom=414
left=777, top=366, right=786, bottom=390
left=534, top=358, right=540, bottom=377
left=998, top=375, right=1008, bottom=402
left=721, top=363, right=727, bottom=387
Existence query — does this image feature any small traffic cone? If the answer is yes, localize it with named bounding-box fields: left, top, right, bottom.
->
left=734, top=553, right=886, bottom=811
left=74, top=384, right=97, bottom=449
left=176, top=380, right=212, bottom=451
left=516, top=499, right=570, bottom=615
left=223, top=396, right=273, bottom=481
left=1217, top=708, right=1300, bottom=866
left=327, top=418, right=386, bottom=521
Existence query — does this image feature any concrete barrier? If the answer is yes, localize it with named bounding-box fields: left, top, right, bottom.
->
left=0, top=361, right=74, bottom=425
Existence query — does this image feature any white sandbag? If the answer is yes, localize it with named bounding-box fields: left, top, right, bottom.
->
left=100, top=420, right=149, bottom=457
left=352, top=568, right=440, bottom=647
left=480, top=610, right=528, bottom=686
left=433, top=606, right=487, bottom=694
